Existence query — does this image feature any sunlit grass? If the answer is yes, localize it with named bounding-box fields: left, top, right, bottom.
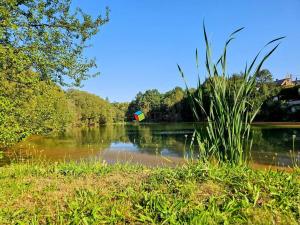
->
left=0, top=160, right=299, bottom=224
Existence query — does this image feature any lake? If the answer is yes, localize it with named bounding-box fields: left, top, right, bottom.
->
left=1, top=123, right=300, bottom=167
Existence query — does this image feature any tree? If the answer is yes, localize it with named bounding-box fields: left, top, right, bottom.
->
left=125, top=87, right=193, bottom=122
left=0, top=1, right=109, bottom=149
left=162, top=87, right=185, bottom=121
left=200, top=70, right=280, bottom=121
left=226, top=70, right=279, bottom=114
left=253, top=69, right=280, bottom=117
left=0, top=71, right=75, bottom=148
left=0, top=0, right=109, bottom=86
left=163, top=87, right=184, bottom=107
left=126, top=89, right=162, bottom=121
left=256, top=69, right=273, bottom=84
left=67, top=89, right=115, bottom=126
left=112, top=102, right=129, bottom=123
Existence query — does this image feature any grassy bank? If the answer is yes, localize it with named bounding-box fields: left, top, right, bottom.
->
left=0, top=161, right=299, bottom=224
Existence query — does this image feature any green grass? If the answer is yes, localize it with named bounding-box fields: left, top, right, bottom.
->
left=0, top=161, right=299, bottom=224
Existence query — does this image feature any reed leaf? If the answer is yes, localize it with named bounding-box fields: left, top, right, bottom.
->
left=178, top=25, right=283, bottom=165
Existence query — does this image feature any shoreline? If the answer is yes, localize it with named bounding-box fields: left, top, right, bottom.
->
left=252, top=121, right=300, bottom=127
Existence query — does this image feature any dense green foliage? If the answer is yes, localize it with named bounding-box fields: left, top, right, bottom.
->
left=126, top=87, right=194, bottom=122
left=0, top=72, right=75, bottom=148
left=0, top=0, right=108, bottom=149
left=0, top=0, right=109, bottom=86
left=125, top=71, right=281, bottom=123
left=67, top=89, right=127, bottom=127
left=0, top=161, right=299, bottom=224
left=112, top=102, right=130, bottom=123
left=124, top=72, right=297, bottom=123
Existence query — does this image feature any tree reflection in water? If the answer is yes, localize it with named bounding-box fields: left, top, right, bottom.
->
left=2, top=123, right=299, bottom=167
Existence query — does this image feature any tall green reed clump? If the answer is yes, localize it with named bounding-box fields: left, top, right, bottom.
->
left=178, top=24, right=284, bottom=166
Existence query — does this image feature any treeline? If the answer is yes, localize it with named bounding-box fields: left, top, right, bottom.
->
left=126, top=87, right=194, bottom=122
left=0, top=78, right=128, bottom=149
left=0, top=0, right=297, bottom=150
left=67, top=89, right=128, bottom=126
left=126, top=69, right=282, bottom=122
left=0, top=67, right=294, bottom=149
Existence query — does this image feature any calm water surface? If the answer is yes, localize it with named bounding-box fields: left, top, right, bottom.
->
left=1, top=123, right=300, bottom=167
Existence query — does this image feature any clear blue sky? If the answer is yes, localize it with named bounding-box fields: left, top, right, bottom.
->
left=72, top=0, right=300, bottom=102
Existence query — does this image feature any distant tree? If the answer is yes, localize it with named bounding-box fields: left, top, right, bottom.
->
left=162, top=87, right=185, bottom=121
left=67, top=89, right=115, bottom=126
left=124, top=70, right=284, bottom=123
left=141, top=89, right=162, bottom=115
left=126, top=89, right=162, bottom=121
left=126, top=87, right=193, bottom=122
left=112, top=102, right=129, bottom=123
left=199, top=71, right=280, bottom=121
left=253, top=69, right=280, bottom=118
left=256, top=69, right=273, bottom=84
left=163, top=87, right=184, bottom=107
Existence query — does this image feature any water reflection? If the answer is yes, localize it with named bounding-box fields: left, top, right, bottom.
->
left=1, top=123, right=299, bottom=167
left=250, top=127, right=300, bottom=166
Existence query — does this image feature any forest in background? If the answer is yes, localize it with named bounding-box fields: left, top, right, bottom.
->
left=1, top=64, right=299, bottom=150
left=1, top=67, right=299, bottom=149
left=1, top=0, right=299, bottom=150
